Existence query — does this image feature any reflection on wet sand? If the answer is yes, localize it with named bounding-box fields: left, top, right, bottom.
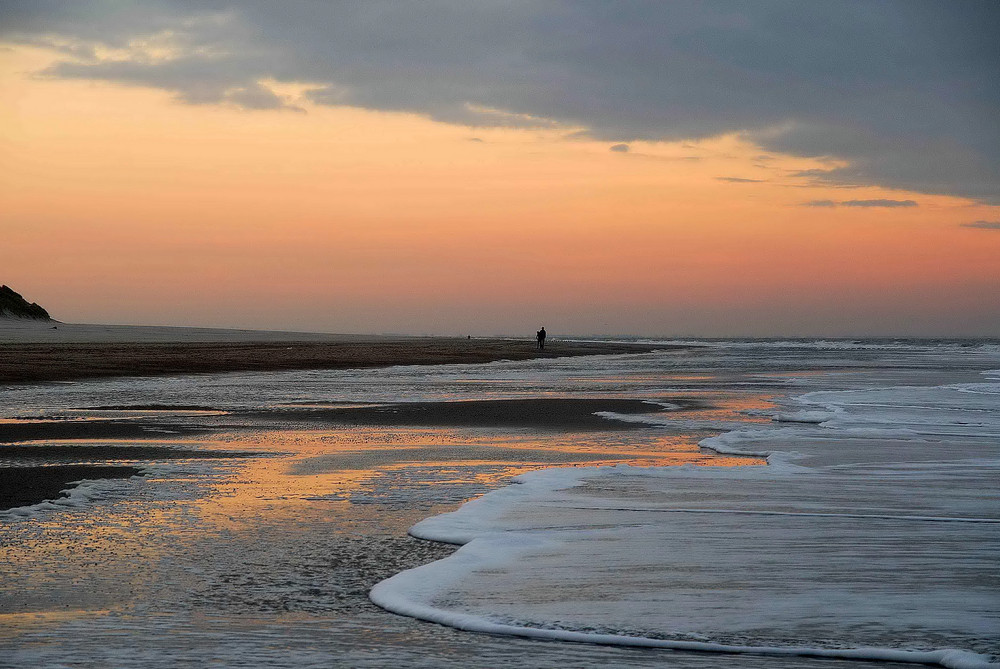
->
left=191, top=425, right=764, bottom=528
left=1, top=390, right=772, bottom=669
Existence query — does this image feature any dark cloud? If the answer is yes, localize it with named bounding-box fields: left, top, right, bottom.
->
left=802, top=199, right=918, bottom=207
left=609, top=143, right=630, bottom=153
left=716, top=177, right=764, bottom=183
left=841, top=199, right=918, bottom=208
left=960, top=220, right=1000, bottom=230
left=227, top=82, right=302, bottom=111
left=794, top=169, right=845, bottom=180
left=2, top=1, right=997, bottom=202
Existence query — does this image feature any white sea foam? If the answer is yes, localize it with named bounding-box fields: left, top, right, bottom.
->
left=371, top=581, right=993, bottom=669
left=593, top=411, right=751, bottom=435
left=375, top=460, right=998, bottom=668
left=772, top=410, right=837, bottom=423
left=592, top=410, right=667, bottom=426
left=641, top=399, right=682, bottom=410
left=372, top=363, right=1000, bottom=666
left=0, top=473, right=145, bottom=520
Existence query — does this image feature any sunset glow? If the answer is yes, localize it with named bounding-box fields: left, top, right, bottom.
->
left=2, top=5, right=997, bottom=336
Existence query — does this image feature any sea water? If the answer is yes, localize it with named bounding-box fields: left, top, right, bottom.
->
left=1, top=339, right=998, bottom=668
left=372, top=341, right=1000, bottom=668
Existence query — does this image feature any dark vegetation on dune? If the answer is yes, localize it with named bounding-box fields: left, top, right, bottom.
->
left=0, top=285, right=51, bottom=320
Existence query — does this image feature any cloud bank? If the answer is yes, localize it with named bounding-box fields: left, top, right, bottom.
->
left=960, top=220, right=1000, bottom=230
left=3, top=1, right=997, bottom=203
left=803, top=199, right=919, bottom=208
left=841, top=199, right=919, bottom=208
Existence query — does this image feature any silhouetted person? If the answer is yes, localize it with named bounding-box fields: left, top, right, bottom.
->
left=537, top=327, right=546, bottom=350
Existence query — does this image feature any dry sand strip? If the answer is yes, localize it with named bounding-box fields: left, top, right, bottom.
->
left=0, top=337, right=664, bottom=385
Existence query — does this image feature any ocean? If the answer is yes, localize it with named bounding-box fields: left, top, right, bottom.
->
left=2, top=339, right=998, bottom=668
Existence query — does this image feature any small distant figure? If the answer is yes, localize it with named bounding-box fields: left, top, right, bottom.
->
left=536, top=326, right=546, bottom=350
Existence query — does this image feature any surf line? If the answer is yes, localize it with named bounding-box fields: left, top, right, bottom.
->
left=370, top=576, right=993, bottom=669
left=547, top=505, right=1000, bottom=524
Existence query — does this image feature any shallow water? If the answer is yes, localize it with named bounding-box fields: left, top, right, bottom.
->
left=1, top=340, right=998, bottom=668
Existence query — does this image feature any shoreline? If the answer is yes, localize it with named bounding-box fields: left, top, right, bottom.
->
left=0, top=337, right=664, bottom=385
left=5, top=342, right=994, bottom=667
left=364, top=360, right=1000, bottom=668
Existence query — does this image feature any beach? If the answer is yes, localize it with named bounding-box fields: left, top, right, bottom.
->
left=1, top=332, right=998, bottom=668
left=0, top=320, right=658, bottom=384
left=5, top=4, right=995, bottom=667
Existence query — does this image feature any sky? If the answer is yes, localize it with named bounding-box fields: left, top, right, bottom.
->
left=1, top=1, right=998, bottom=337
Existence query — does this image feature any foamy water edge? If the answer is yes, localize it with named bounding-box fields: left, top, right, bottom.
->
left=369, top=367, right=1000, bottom=668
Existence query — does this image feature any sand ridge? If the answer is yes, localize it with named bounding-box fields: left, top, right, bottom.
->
left=0, top=322, right=665, bottom=384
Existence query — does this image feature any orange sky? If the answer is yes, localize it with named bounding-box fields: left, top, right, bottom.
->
left=2, top=45, right=998, bottom=336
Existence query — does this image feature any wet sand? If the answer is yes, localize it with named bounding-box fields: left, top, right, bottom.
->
left=0, top=359, right=814, bottom=668
left=0, top=443, right=260, bottom=461
left=0, top=395, right=702, bottom=512
left=0, top=420, right=210, bottom=444
left=0, top=338, right=661, bottom=384
left=260, top=398, right=701, bottom=431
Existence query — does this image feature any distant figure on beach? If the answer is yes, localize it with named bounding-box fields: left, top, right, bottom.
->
left=537, top=327, right=546, bottom=350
